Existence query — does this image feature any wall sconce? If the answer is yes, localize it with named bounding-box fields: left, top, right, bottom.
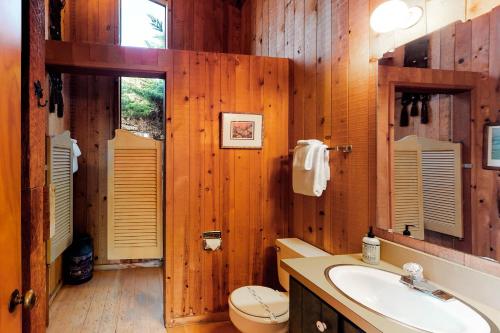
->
left=370, top=0, right=423, bottom=33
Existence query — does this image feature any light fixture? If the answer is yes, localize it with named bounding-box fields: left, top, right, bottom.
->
left=370, top=0, right=423, bottom=33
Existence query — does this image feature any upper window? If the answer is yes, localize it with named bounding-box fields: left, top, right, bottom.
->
left=120, top=0, right=167, bottom=48
left=120, top=0, right=166, bottom=140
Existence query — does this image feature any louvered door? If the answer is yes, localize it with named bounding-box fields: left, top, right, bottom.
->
left=419, top=137, right=463, bottom=238
left=393, top=136, right=425, bottom=240
left=107, top=129, right=163, bottom=259
left=47, top=131, right=73, bottom=264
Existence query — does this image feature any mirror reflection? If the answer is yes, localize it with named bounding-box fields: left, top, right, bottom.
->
left=376, top=11, right=499, bottom=261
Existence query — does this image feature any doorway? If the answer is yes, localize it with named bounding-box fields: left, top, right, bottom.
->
left=45, top=72, right=166, bottom=332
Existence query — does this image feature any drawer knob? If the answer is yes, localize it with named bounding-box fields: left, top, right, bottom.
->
left=316, top=321, right=327, bottom=332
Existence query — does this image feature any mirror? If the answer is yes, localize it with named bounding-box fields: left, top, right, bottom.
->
left=375, top=8, right=499, bottom=262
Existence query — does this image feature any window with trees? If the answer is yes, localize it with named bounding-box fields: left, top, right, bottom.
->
left=120, top=0, right=166, bottom=140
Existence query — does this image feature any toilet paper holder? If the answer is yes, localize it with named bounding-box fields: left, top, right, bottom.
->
left=202, top=231, right=222, bottom=251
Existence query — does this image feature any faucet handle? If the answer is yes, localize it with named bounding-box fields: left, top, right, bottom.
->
left=403, top=262, right=424, bottom=282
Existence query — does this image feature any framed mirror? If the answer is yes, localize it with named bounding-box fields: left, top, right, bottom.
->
left=374, top=5, right=500, bottom=271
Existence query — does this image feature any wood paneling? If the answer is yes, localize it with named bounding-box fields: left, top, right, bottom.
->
left=21, top=0, right=48, bottom=332
left=58, top=0, right=245, bottom=267
left=46, top=40, right=290, bottom=324
left=167, top=52, right=289, bottom=324
left=242, top=0, right=373, bottom=254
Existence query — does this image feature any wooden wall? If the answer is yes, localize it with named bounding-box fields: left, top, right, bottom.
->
left=170, top=0, right=244, bottom=53
left=241, top=0, right=500, bottom=261
left=46, top=39, right=290, bottom=324
left=57, top=0, right=245, bottom=266
left=241, top=0, right=374, bottom=254
left=22, top=0, right=48, bottom=331
left=166, top=51, right=289, bottom=324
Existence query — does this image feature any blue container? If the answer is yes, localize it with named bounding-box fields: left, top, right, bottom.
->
left=64, top=235, right=93, bottom=284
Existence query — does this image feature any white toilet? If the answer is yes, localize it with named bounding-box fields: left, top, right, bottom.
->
left=228, top=238, right=330, bottom=333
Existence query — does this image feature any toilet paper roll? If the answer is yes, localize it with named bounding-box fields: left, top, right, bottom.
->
left=203, top=238, right=221, bottom=251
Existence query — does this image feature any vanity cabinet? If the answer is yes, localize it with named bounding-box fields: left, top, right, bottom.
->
left=290, top=277, right=364, bottom=333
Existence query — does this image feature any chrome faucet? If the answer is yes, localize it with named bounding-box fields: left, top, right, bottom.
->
left=400, top=262, right=454, bottom=301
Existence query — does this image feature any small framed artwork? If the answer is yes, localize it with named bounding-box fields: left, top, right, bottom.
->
left=483, top=122, right=500, bottom=170
left=220, top=112, right=263, bottom=149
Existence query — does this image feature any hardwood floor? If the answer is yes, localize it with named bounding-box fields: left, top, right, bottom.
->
left=48, top=268, right=164, bottom=333
left=48, top=267, right=238, bottom=333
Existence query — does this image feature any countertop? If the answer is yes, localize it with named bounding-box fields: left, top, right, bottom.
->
left=281, top=254, right=500, bottom=333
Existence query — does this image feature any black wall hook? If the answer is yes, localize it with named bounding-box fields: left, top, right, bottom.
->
left=34, top=80, right=48, bottom=108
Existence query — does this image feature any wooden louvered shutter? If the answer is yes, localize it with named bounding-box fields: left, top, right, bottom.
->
left=419, top=137, right=463, bottom=238
left=107, top=130, right=163, bottom=260
left=47, top=131, right=73, bottom=264
left=393, top=136, right=425, bottom=240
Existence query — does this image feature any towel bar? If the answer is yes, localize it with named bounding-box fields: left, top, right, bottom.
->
left=289, top=145, right=353, bottom=154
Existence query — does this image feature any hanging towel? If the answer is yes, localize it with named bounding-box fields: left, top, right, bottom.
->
left=292, top=140, right=330, bottom=197
left=293, top=139, right=323, bottom=171
left=71, top=138, right=82, bottom=173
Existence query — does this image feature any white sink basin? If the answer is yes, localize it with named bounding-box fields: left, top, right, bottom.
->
left=326, top=265, right=491, bottom=333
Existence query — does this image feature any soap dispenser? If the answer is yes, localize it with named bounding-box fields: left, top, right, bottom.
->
left=362, top=227, right=380, bottom=265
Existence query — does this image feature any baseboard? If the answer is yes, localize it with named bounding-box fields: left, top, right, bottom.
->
left=48, top=282, right=62, bottom=307
left=167, top=312, right=230, bottom=328
left=93, top=259, right=163, bottom=271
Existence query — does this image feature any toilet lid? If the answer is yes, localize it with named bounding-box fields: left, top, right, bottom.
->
left=230, top=286, right=288, bottom=320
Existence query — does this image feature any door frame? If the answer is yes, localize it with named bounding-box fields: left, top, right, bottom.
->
left=21, top=0, right=47, bottom=331
left=39, top=40, right=174, bottom=329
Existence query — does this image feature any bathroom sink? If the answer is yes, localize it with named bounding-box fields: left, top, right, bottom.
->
left=326, top=265, right=492, bottom=333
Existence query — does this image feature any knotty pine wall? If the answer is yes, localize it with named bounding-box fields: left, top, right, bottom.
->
left=241, top=0, right=375, bottom=254
left=166, top=52, right=289, bottom=323
left=44, top=39, right=290, bottom=321
left=54, top=0, right=246, bottom=266
left=241, top=0, right=500, bottom=261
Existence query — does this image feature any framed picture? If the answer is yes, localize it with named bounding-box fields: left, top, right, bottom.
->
left=220, top=112, right=263, bottom=149
left=483, top=122, right=500, bottom=170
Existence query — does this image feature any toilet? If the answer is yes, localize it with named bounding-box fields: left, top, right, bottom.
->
left=228, top=238, right=330, bottom=333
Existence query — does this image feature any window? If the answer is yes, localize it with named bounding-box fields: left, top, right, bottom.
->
left=120, top=77, right=165, bottom=140
left=120, top=0, right=166, bottom=48
left=120, top=0, right=166, bottom=140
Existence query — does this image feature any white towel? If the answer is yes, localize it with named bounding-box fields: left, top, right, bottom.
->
left=293, top=139, right=323, bottom=170
left=71, top=138, right=82, bottom=173
left=292, top=140, right=330, bottom=197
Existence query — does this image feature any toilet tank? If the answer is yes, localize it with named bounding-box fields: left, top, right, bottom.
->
left=276, top=238, right=330, bottom=291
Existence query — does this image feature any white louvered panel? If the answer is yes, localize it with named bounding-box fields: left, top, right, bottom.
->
left=47, top=131, right=73, bottom=264
left=420, top=145, right=463, bottom=238
left=114, top=149, right=158, bottom=248
left=108, top=130, right=163, bottom=260
left=393, top=149, right=425, bottom=240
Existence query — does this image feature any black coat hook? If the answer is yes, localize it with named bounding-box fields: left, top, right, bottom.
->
left=34, top=80, right=47, bottom=108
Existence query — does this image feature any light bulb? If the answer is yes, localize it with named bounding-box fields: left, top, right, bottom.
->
left=370, top=0, right=410, bottom=33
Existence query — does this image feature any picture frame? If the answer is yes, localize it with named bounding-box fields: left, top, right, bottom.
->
left=220, top=112, right=263, bottom=149
left=483, top=121, right=500, bottom=170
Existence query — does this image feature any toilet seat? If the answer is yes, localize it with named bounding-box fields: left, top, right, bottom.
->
left=228, top=286, right=289, bottom=333
left=230, top=286, right=288, bottom=320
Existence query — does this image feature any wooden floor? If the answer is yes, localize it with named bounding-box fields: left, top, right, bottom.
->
left=48, top=267, right=238, bottom=333
left=48, top=268, right=165, bottom=333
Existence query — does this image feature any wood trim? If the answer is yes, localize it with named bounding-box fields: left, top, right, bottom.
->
left=21, top=0, right=47, bottom=331
left=482, top=122, right=500, bottom=170
left=376, top=65, right=481, bottom=236
left=168, top=312, right=230, bottom=328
